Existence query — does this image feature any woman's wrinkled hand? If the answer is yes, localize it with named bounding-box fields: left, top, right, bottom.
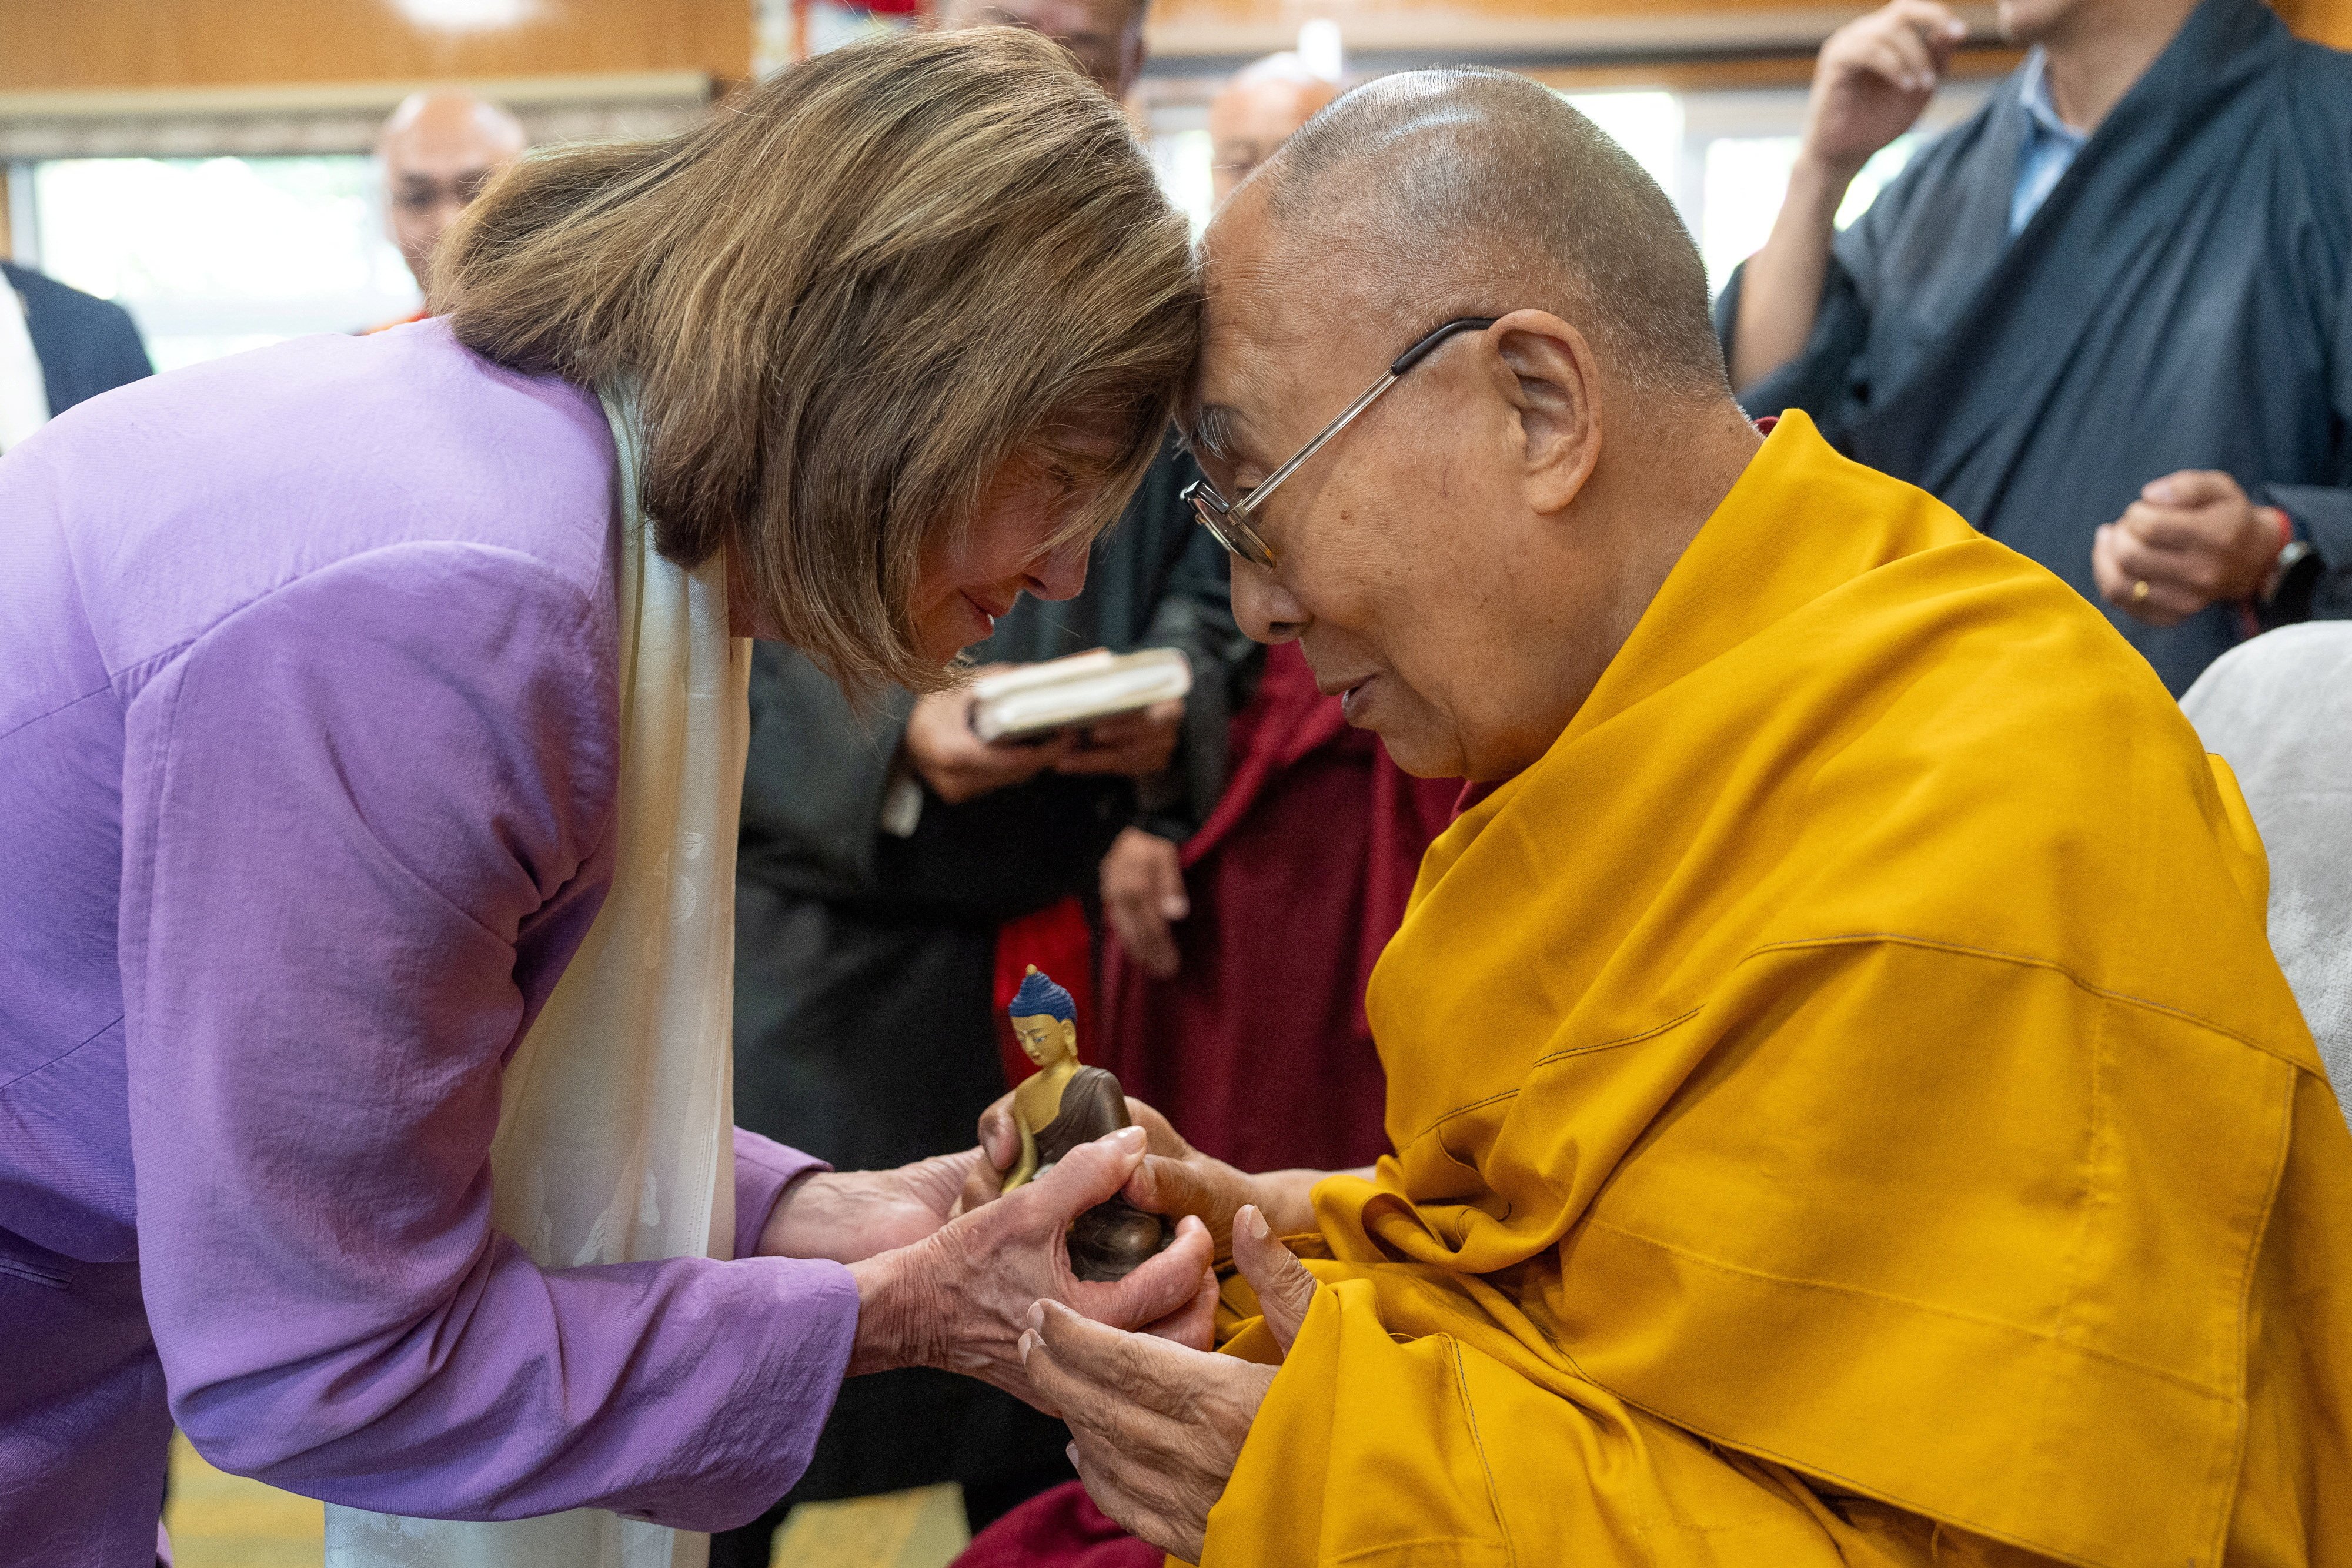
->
left=1018, top=1205, right=1320, bottom=1561
left=757, top=1149, right=981, bottom=1264
left=848, top=1126, right=1217, bottom=1400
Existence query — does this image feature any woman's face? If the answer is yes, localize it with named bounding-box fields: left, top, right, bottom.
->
left=910, top=451, right=1101, bottom=663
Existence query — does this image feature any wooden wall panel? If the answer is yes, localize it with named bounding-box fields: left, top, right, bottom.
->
left=1145, top=0, right=2352, bottom=58
left=0, top=0, right=752, bottom=92
left=4, top=0, right=2340, bottom=96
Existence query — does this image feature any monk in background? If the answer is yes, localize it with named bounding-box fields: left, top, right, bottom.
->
left=968, top=68, right=2351, bottom=1568
left=368, top=91, right=526, bottom=328
left=1097, top=52, right=1455, bottom=1181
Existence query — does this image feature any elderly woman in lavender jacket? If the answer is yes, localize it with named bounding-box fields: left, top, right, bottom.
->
left=0, top=30, right=1214, bottom=1566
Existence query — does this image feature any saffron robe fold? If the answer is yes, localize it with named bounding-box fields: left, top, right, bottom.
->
left=1202, top=413, right=2352, bottom=1568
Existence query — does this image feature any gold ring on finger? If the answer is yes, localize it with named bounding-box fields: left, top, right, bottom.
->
left=2132, top=579, right=2151, bottom=604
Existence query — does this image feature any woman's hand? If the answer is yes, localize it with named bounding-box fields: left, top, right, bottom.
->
left=849, top=1126, right=1217, bottom=1398
left=1018, top=1205, right=1321, bottom=1561
left=756, top=1149, right=981, bottom=1264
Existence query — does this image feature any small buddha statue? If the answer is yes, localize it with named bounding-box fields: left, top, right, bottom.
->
left=1003, top=965, right=1171, bottom=1281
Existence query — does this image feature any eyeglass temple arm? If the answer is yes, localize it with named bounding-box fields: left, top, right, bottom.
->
left=1390, top=316, right=1499, bottom=376
left=1236, top=317, right=1502, bottom=520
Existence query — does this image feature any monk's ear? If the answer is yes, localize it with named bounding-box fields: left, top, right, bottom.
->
left=1486, top=309, right=1601, bottom=516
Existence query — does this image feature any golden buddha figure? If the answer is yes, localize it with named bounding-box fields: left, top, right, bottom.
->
left=1003, top=965, right=1170, bottom=1281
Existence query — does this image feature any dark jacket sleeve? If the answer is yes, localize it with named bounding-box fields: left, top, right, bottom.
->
left=6, top=263, right=153, bottom=413
left=2264, top=108, right=2352, bottom=624
left=734, top=641, right=913, bottom=904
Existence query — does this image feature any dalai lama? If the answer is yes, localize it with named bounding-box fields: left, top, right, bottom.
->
left=964, top=67, right=2352, bottom=1568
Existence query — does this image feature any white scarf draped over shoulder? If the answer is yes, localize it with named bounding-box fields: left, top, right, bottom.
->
left=325, top=388, right=751, bottom=1568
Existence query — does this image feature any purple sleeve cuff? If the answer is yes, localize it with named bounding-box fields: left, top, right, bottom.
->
left=733, top=1126, right=830, bottom=1261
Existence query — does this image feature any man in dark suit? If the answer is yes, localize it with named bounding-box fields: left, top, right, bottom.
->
left=0, top=261, right=152, bottom=450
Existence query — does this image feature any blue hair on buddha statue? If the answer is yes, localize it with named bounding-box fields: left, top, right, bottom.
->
left=1010, top=965, right=1076, bottom=1022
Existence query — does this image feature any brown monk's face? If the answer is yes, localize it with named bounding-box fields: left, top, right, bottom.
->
left=1191, top=186, right=1621, bottom=785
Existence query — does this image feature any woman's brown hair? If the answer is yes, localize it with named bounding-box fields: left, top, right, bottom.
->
left=436, top=28, right=1200, bottom=691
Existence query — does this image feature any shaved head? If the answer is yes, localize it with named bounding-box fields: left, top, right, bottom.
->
left=379, top=91, right=527, bottom=290
left=1191, top=67, right=1759, bottom=784
left=1247, top=68, right=1726, bottom=408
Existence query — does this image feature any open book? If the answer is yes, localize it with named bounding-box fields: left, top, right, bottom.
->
left=967, top=647, right=1194, bottom=744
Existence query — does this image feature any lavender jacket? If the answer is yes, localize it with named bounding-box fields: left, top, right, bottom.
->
left=0, top=321, right=861, bottom=1566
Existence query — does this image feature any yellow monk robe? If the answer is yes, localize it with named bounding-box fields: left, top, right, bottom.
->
left=1200, top=413, right=2352, bottom=1568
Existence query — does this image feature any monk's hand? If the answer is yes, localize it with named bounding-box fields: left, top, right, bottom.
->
left=2094, top=470, right=2287, bottom=627
left=1802, top=2, right=1966, bottom=178
left=1020, top=1205, right=1320, bottom=1560
left=903, top=674, right=1075, bottom=805
left=1101, top=827, right=1187, bottom=980
left=954, top=1092, right=1027, bottom=1215
left=1120, top=1101, right=1341, bottom=1265
left=758, top=1148, right=981, bottom=1264
left=847, top=1125, right=1215, bottom=1399
left=1055, top=695, right=1185, bottom=780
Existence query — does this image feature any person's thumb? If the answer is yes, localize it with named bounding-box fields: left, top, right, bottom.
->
left=1031, top=1125, right=1150, bottom=1218
left=1232, top=1204, right=1318, bottom=1356
left=1122, top=1152, right=1229, bottom=1236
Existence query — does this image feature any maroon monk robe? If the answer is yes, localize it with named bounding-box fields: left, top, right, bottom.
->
left=1097, top=640, right=1458, bottom=1175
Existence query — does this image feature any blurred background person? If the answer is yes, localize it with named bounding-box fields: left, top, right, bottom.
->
left=1093, top=52, right=1456, bottom=1182
left=1, top=259, right=150, bottom=453
left=933, top=0, right=1145, bottom=94
left=713, top=2, right=1250, bottom=1560
left=368, top=89, right=527, bottom=329
left=1205, top=52, right=1337, bottom=202
left=1719, top=0, right=2351, bottom=693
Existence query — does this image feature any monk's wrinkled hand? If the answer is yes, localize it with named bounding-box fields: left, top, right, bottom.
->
left=1120, top=1101, right=1341, bottom=1265
left=1020, top=1206, right=1320, bottom=1559
left=953, top=1093, right=1026, bottom=1216
left=2094, top=470, right=2287, bottom=626
left=847, top=1125, right=1215, bottom=1400
left=758, top=1148, right=981, bottom=1264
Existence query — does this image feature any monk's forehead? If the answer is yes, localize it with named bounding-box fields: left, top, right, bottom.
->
left=1198, top=186, right=1398, bottom=427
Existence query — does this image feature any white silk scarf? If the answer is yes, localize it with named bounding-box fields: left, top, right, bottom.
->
left=325, top=390, right=751, bottom=1568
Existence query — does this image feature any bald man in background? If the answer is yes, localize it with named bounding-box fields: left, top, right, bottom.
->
left=1205, top=54, right=1336, bottom=203
left=367, top=91, right=525, bottom=328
